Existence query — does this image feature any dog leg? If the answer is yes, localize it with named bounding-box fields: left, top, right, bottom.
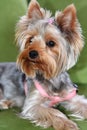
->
left=0, top=97, right=24, bottom=110
left=0, top=99, right=14, bottom=110
left=0, top=85, right=13, bottom=110
left=21, top=90, right=79, bottom=130
left=62, top=94, right=87, bottom=119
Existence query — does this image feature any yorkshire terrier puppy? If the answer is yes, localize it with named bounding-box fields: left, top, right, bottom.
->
left=1, top=0, right=87, bottom=130
left=16, top=0, right=87, bottom=130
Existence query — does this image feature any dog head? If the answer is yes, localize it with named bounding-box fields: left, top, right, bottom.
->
left=16, top=0, right=84, bottom=79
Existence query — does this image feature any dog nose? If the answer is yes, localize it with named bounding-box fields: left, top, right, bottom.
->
left=29, top=50, right=38, bottom=59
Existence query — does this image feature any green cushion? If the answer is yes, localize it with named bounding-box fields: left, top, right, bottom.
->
left=0, top=1, right=87, bottom=130
left=0, top=0, right=27, bottom=61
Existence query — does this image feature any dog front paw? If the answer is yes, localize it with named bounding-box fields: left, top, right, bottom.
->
left=0, top=99, right=13, bottom=110
left=64, top=120, right=79, bottom=130
left=73, top=97, right=87, bottom=119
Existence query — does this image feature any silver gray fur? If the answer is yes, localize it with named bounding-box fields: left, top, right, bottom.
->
left=0, top=62, right=75, bottom=109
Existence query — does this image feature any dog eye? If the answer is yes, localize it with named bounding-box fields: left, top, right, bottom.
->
left=46, top=41, right=55, bottom=47
left=29, top=37, right=33, bottom=43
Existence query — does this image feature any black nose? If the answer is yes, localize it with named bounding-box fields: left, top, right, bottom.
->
left=29, top=50, right=38, bottom=59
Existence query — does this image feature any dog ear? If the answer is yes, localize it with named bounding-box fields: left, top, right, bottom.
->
left=56, top=4, right=77, bottom=33
left=55, top=4, right=84, bottom=70
left=27, top=0, right=43, bottom=19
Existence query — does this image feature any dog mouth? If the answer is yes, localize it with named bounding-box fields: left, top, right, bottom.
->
left=18, top=57, right=45, bottom=76
left=17, top=50, right=58, bottom=80
left=29, top=59, right=40, bottom=64
left=29, top=59, right=37, bottom=64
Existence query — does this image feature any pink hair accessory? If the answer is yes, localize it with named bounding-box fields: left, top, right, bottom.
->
left=41, top=17, right=54, bottom=24
left=48, top=18, right=54, bottom=24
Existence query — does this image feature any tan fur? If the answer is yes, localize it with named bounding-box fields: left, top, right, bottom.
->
left=27, top=0, right=43, bottom=19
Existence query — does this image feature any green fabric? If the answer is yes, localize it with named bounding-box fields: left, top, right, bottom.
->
left=0, top=0, right=27, bottom=61
left=0, top=0, right=87, bottom=130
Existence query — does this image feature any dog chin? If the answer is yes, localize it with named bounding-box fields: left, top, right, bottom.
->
left=28, top=71, right=49, bottom=80
left=27, top=70, right=53, bottom=80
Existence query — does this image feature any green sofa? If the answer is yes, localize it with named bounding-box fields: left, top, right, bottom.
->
left=0, top=0, right=87, bottom=130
